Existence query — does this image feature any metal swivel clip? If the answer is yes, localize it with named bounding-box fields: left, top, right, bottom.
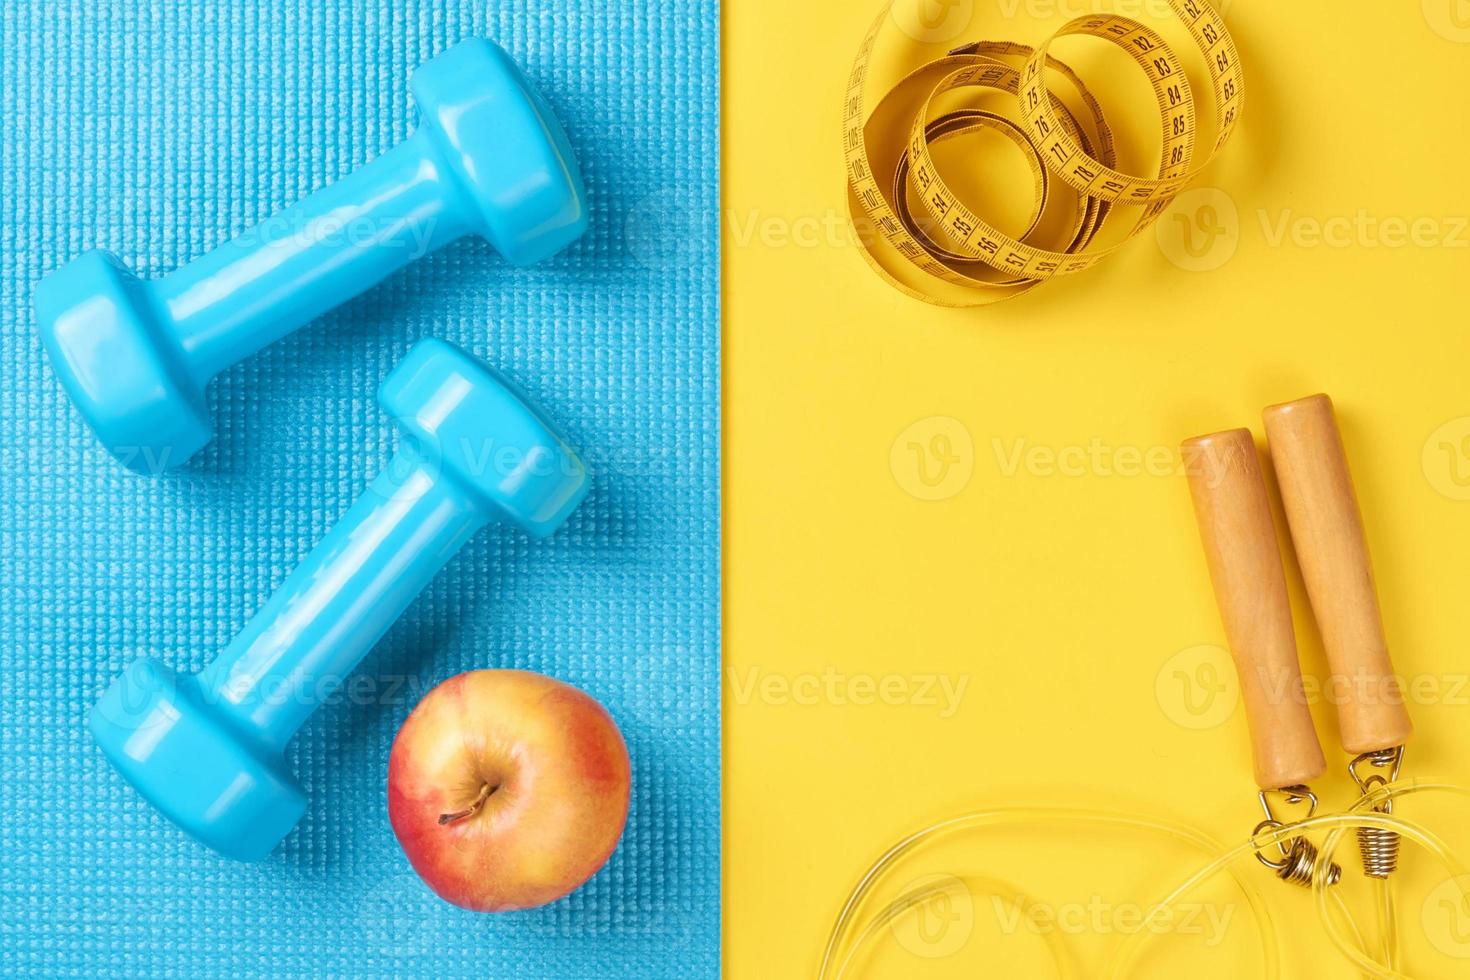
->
left=1349, top=746, right=1405, bottom=879
left=1252, top=786, right=1342, bottom=888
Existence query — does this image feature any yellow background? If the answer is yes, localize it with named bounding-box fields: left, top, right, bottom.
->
left=724, top=0, right=1470, bottom=975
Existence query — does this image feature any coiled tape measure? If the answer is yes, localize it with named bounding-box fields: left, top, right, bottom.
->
left=844, top=0, right=1244, bottom=305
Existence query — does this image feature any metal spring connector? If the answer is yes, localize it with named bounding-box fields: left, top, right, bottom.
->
left=1253, top=786, right=1343, bottom=889
left=1350, top=746, right=1405, bottom=879
left=1273, top=836, right=1344, bottom=888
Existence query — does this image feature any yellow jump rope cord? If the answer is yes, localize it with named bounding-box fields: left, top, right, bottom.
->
left=819, top=781, right=1470, bottom=979
left=844, top=0, right=1243, bottom=305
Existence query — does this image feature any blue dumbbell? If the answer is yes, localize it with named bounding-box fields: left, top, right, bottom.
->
left=36, top=39, right=587, bottom=474
left=89, top=338, right=589, bottom=860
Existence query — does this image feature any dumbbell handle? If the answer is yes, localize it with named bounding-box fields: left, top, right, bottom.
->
left=196, top=445, right=490, bottom=748
left=1263, top=394, right=1412, bottom=755
left=162, top=133, right=467, bottom=380
left=1183, top=428, right=1326, bottom=790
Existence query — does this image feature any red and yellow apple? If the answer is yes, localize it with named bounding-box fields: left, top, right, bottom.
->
left=387, top=669, right=630, bottom=911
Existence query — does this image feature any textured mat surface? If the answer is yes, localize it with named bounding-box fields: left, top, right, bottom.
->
left=0, top=1, right=719, bottom=975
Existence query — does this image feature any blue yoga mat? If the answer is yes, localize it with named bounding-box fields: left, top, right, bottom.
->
left=0, top=1, right=720, bottom=975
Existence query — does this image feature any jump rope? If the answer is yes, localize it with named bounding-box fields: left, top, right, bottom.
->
left=820, top=396, right=1470, bottom=977
left=834, top=3, right=1466, bottom=973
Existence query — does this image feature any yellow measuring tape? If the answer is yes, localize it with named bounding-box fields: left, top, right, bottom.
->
left=844, top=0, right=1244, bottom=306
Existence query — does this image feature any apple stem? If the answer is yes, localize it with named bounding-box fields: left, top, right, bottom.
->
left=438, top=783, right=496, bottom=826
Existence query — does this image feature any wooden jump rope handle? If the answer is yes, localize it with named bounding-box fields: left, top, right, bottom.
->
left=1183, top=428, right=1326, bottom=790
left=1262, top=394, right=1412, bottom=755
